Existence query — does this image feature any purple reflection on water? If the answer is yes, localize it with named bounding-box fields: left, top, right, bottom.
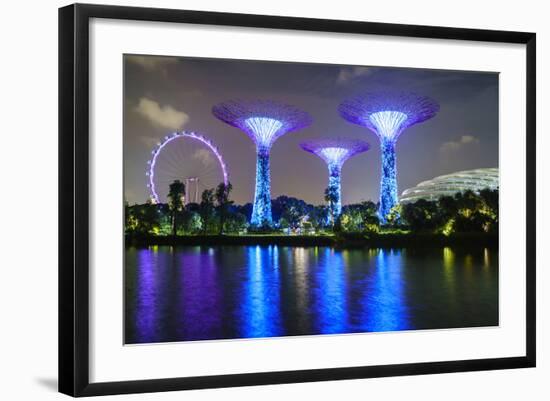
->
left=176, top=247, right=223, bottom=340
left=134, top=247, right=160, bottom=343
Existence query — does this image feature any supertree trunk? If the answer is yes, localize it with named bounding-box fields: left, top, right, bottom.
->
left=328, top=163, right=342, bottom=221
left=251, top=149, right=272, bottom=226
left=379, top=138, right=398, bottom=223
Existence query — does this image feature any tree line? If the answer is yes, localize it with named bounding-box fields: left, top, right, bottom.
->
left=125, top=180, right=498, bottom=236
left=399, top=188, right=498, bottom=235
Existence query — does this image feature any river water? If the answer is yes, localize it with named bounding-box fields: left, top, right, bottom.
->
left=125, top=245, right=498, bottom=344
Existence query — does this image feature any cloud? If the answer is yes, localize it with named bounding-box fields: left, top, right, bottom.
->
left=336, top=66, right=371, bottom=84
left=192, top=148, right=215, bottom=167
left=139, top=135, right=161, bottom=148
left=135, top=97, right=189, bottom=130
left=440, top=135, right=480, bottom=153
left=126, top=55, right=177, bottom=71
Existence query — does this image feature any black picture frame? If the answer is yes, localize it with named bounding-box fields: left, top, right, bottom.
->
left=59, top=3, right=536, bottom=397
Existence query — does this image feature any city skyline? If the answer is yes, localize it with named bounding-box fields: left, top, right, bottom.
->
left=124, top=55, right=499, bottom=206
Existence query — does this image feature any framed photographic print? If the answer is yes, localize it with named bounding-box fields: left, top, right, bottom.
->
left=58, top=3, right=536, bottom=397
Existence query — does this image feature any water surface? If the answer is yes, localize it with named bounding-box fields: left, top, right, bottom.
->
left=125, top=245, right=498, bottom=344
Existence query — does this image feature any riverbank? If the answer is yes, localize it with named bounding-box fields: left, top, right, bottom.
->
left=126, top=232, right=498, bottom=248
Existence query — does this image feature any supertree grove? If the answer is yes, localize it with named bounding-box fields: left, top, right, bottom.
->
left=213, top=100, right=312, bottom=226
left=300, top=138, right=370, bottom=223
left=338, top=92, right=439, bottom=223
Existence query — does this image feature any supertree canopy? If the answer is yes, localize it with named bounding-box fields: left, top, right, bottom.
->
left=338, top=92, right=439, bottom=223
left=300, top=138, right=370, bottom=222
left=213, top=100, right=312, bottom=226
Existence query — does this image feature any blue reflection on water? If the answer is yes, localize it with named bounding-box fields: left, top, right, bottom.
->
left=359, top=249, right=409, bottom=331
left=240, top=245, right=283, bottom=338
left=313, top=248, right=347, bottom=334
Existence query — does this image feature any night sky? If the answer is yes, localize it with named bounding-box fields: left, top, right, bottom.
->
left=124, top=55, right=498, bottom=206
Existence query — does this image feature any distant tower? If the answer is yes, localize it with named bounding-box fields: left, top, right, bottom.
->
left=300, top=138, right=370, bottom=222
left=338, top=92, right=439, bottom=222
left=213, top=100, right=312, bottom=226
left=185, top=177, right=200, bottom=204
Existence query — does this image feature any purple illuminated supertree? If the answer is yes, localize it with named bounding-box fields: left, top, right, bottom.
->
left=300, top=138, right=370, bottom=224
left=338, top=92, right=439, bottom=223
left=212, top=100, right=312, bottom=226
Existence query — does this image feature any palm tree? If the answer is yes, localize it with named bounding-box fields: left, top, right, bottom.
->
left=215, top=182, right=233, bottom=234
left=324, top=185, right=339, bottom=226
left=167, top=180, right=185, bottom=236
left=479, top=188, right=498, bottom=217
left=455, top=190, right=480, bottom=218
left=200, top=189, right=215, bottom=234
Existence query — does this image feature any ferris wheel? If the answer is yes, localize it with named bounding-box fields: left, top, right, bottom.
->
left=146, top=131, right=228, bottom=204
